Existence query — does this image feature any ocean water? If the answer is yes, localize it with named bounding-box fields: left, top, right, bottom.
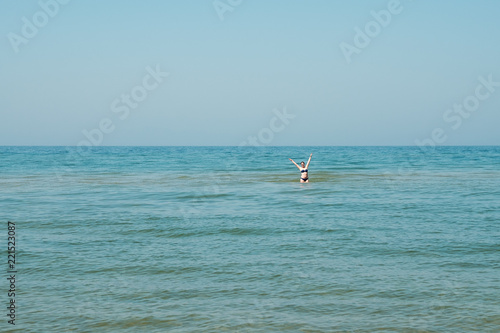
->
left=1, top=146, right=499, bottom=332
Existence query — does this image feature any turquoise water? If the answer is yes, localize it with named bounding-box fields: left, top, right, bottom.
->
left=1, top=146, right=499, bottom=332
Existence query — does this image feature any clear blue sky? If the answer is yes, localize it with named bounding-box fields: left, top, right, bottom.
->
left=1, top=0, right=499, bottom=145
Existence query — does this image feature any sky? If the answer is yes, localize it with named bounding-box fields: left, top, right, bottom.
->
left=1, top=0, right=499, bottom=146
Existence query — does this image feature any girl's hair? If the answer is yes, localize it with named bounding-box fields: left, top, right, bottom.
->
left=301, top=161, right=305, bottom=164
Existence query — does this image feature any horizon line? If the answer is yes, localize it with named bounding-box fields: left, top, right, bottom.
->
left=1, top=145, right=499, bottom=148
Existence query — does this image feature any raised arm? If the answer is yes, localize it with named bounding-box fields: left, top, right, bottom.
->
left=305, top=153, right=312, bottom=169
left=289, top=158, right=301, bottom=169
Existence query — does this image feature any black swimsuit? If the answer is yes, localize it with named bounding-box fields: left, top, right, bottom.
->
left=301, top=169, right=308, bottom=181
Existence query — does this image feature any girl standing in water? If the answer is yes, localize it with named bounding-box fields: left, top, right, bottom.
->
left=289, top=153, right=312, bottom=183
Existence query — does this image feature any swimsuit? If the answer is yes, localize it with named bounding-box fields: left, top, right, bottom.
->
left=301, top=169, right=308, bottom=181
left=301, top=169, right=308, bottom=173
left=301, top=177, right=308, bottom=181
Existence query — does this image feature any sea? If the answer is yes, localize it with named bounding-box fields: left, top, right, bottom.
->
left=1, top=146, right=499, bottom=332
